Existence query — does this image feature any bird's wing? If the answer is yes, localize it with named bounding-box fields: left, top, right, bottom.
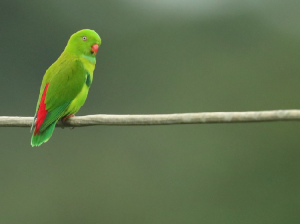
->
left=33, top=57, right=86, bottom=134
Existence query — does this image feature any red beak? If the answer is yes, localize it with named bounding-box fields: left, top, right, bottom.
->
left=91, top=44, right=99, bottom=54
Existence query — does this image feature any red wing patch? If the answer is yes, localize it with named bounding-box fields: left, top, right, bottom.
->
left=34, top=83, right=49, bottom=135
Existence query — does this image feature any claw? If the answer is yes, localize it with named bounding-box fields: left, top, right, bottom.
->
left=61, top=114, right=75, bottom=129
left=62, top=114, right=75, bottom=122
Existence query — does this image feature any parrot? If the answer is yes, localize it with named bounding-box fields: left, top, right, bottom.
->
left=31, top=29, right=101, bottom=147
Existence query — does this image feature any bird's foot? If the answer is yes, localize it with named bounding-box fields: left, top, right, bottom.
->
left=61, top=114, right=75, bottom=129
left=62, top=114, right=75, bottom=122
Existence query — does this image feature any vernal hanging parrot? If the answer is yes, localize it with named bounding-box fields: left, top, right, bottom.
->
left=31, top=29, right=101, bottom=147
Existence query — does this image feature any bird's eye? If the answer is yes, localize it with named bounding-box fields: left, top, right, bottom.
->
left=82, top=36, right=87, bottom=41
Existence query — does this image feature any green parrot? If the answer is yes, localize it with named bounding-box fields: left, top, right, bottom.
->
left=31, top=29, right=101, bottom=147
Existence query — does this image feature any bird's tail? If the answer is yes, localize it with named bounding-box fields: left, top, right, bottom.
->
left=31, top=121, right=57, bottom=147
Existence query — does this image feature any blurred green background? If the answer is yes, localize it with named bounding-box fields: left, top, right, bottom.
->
left=1, top=0, right=300, bottom=223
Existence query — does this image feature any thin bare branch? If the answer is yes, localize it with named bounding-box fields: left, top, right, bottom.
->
left=1, top=110, right=300, bottom=128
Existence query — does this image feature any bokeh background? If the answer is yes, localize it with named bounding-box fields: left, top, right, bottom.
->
left=1, top=0, right=300, bottom=223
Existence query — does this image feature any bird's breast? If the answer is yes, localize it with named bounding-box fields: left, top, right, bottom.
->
left=67, top=84, right=90, bottom=115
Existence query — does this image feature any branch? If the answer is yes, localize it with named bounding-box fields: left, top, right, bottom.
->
left=1, top=110, right=300, bottom=127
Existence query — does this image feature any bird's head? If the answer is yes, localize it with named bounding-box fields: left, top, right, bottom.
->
left=65, top=29, right=101, bottom=57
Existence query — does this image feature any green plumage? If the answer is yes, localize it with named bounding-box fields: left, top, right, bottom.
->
left=31, top=29, right=101, bottom=147
left=31, top=122, right=56, bottom=146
